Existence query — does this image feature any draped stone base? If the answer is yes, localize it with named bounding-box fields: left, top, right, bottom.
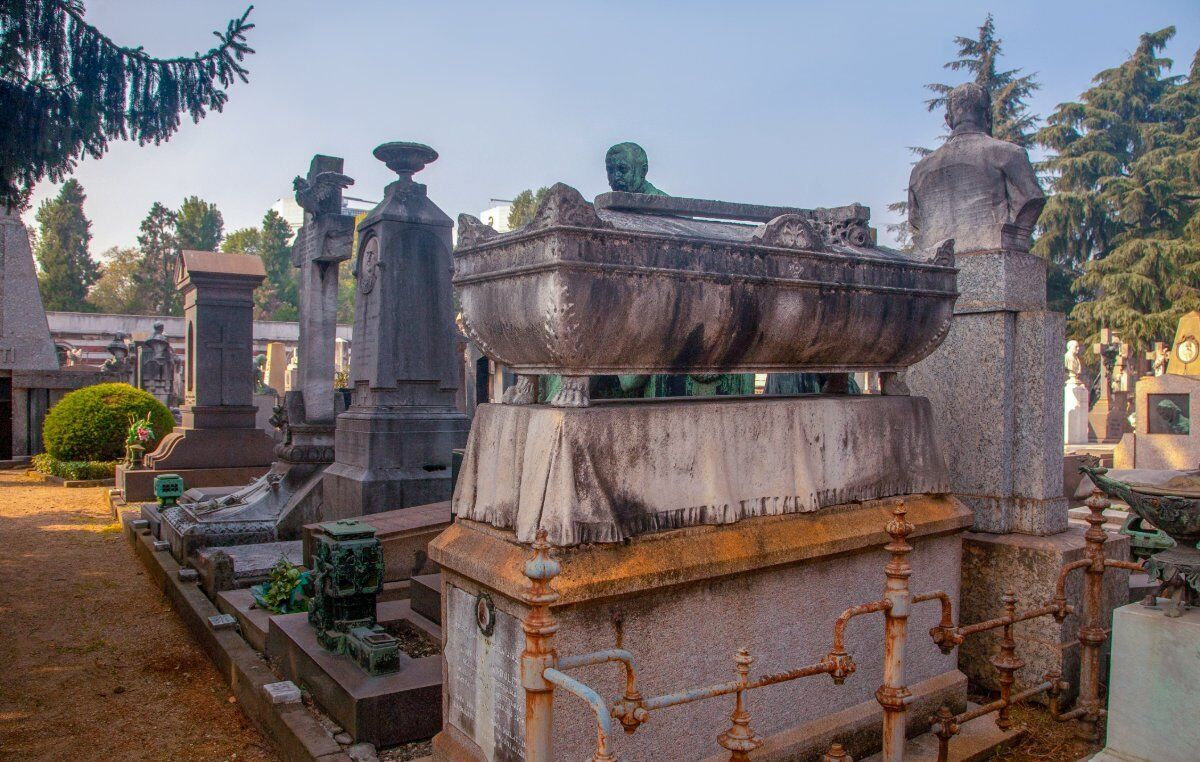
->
left=454, top=395, right=951, bottom=546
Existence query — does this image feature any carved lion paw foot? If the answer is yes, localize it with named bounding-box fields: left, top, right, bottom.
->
left=549, top=376, right=590, bottom=408
left=502, top=375, right=537, bottom=405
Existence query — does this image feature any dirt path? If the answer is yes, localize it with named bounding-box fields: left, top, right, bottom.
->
left=0, top=469, right=276, bottom=761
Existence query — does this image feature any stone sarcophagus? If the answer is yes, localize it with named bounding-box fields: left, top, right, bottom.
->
left=454, top=184, right=957, bottom=405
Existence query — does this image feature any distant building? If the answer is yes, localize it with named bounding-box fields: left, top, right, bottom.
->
left=479, top=200, right=514, bottom=233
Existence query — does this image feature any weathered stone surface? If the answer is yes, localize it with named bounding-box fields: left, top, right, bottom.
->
left=323, top=142, right=468, bottom=518
left=1094, top=602, right=1200, bottom=762
left=959, top=528, right=1129, bottom=701
left=455, top=396, right=950, bottom=545
left=0, top=209, right=59, bottom=372
left=952, top=249, right=1047, bottom=314
left=431, top=499, right=971, bottom=762
left=455, top=184, right=956, bottom=378
left=303, top=501, right=448, bottom=586
left=907, top=309, right=1067, bottom=534
left=908, top=83, right=1044, bottom=255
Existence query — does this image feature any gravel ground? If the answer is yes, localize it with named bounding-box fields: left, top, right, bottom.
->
left=0, top=469, right=277, bottom=760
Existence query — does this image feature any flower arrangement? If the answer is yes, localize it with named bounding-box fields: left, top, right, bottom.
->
left=126, top=412, right=155, bottom=446
left=251, top=558, right=311, bottom=614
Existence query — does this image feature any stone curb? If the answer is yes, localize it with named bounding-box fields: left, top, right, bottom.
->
left=25, top=469, right=115, bottom=488
left=120, top=511, right=352, bottom=762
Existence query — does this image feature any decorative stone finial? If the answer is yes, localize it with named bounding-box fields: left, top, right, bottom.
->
left=373, top=141, right=438, bottom=181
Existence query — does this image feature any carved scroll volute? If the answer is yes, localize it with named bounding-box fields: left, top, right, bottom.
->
left=926, top=238, right=955, bottom=268
left=529, top=183, right=610, bottom=231
left=456, top=214, right=500, bottom=249
left=753, top=214, right=826, bottom=251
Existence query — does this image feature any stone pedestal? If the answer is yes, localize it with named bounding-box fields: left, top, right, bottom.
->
left=121, top=251, right=276, bottom=500
left=906, top=248, right=1066, bottom=535
left=1065, top=381, right=1089, bottom=445
left=322, top=143, right=469, bottom=518
left=1092, top=602, right=1200, bottom=762
left=1089, top=391, right=1132, bottom=444
left=959, top=527, right=1129, bottom=703
left=430, top=497, right=972, bottom=762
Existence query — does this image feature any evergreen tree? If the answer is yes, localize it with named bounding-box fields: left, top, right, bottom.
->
left=507, top=187, right=550, bottom=229
left=176, top=196, right=224, bottom=250
left=258, top=210, right=297, bottom=321
left=89, top=246, right=148, bottom=314
left=134, top=202, right=180, bottom=316
left=888, top=15, right=1040, bottom=247
left=0, top=2, right=254, bottom=210
left=34, top=178, right=98, bottom=310
left=1047, top=31, right=1200, bottom=349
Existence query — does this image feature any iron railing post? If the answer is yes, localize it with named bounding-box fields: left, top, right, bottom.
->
left=521, top=530, right=561, bottom=762
left=877, top=501, right=914, bottom=762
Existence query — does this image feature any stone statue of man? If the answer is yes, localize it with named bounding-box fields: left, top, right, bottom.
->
left=605, top=142, right=667, bottom=196
left=908, top=83, right=1045, bottom=253
left=1064, top=339, right=1083, bottom=385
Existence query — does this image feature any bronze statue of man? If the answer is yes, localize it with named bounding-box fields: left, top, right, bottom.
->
left=605, top=142, right=667, bottom=196
left=908, top=82, right=1045, bottom=253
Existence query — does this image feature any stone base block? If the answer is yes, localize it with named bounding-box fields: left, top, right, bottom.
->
left=266, top=599, right=442, bottom=747
left=323, top=409, right=469, bottom=518
left=952, top=248, right=1047, bottom=314
left=410, top=573, right=441, bottom=624
left=959, top=527, right=1130, bottom=702
left=118, top=464, right=268, bottom=502
left=430, top=495, right=972, bottom=762
left=1096, top=602, right=1200, bottom=762
left=145, top=423, right=277, bottom=471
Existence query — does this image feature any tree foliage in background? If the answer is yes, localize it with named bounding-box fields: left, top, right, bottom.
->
left=134, top=201, right=180, bottom=315
left=507, top=187, right=550, bottom=229
left=337, top=211, right=368, bottom=324
left=1039, top=29, right=1200, bottom=350
left=222, top=209, right=296, bottom=320
left=34, top=178, right=97, bottom=310
left=887, top=15, right=1040, bottom=248
left=88, top=245, right=145, bottom=313
left=175, top=195, right=223, bottom=251
left=0, top=1, right=254, bottom=210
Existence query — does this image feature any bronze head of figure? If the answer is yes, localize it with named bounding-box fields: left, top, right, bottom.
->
left=945, top=82, right=992, bottom=135
left=605, top=142, right=665, bottom=196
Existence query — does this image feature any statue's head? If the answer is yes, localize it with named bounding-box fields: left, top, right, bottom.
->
left=946, top=83, right=992, bottom=135
left=152, top=321, right=165, bottom=335
left=1066, top=339, right=1078, bottom=353
left=606, top=142, right=650, bottom=193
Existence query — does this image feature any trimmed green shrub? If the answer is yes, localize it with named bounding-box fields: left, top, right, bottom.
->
left=42, top=383, right=174, bottom=462
left=30, top=453, right=118, bottom=481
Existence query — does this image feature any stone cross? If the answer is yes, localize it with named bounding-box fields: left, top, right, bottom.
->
left=1093, top=329, right=1125, bottom=398
left=1147, top=342, right=1169, bottom=376
left=290, top=155, right=354, bottom=424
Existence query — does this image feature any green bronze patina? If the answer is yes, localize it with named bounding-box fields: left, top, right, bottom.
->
left=540, top=143, right=755, bottom=402
left=153, top=473, right=185, bottom=510
left=308, top=519, right=400, bottom=674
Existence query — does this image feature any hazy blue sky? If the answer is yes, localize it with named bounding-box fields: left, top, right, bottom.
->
left=23, top=0, right=1200, bottom=254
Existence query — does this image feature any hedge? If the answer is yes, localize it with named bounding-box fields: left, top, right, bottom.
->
left=41, top=383, right=174, bottom=462
left=30, top=453, right=118, bottom=481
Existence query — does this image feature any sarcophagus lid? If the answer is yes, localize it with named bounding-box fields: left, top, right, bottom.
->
left=454, top=184, right=957, bottom=376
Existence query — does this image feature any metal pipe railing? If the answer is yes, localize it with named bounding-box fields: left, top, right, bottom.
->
left=514, top=490, right=1139, bottom=761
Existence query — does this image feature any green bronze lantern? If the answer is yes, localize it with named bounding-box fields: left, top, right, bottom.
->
left=153, top=474, right=185, bottom=510
left=308, top=519, right=400, bottom=675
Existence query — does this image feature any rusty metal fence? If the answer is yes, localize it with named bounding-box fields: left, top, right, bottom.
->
left=516, top=489, right=1138, bottom=761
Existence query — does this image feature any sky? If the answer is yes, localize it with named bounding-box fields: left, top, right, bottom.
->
left=22, top=0, right=1200, bottom=256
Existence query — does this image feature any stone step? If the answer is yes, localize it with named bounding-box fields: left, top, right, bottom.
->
left=861, top=705, right=1024, bottom=761
left=410, top=573, right=441, bottom=624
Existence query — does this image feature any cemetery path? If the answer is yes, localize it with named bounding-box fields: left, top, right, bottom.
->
left=0, top=470, right=277, bottom=761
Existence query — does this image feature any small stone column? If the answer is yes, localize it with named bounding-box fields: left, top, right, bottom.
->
left=322, top=142, right=469, bottom=518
